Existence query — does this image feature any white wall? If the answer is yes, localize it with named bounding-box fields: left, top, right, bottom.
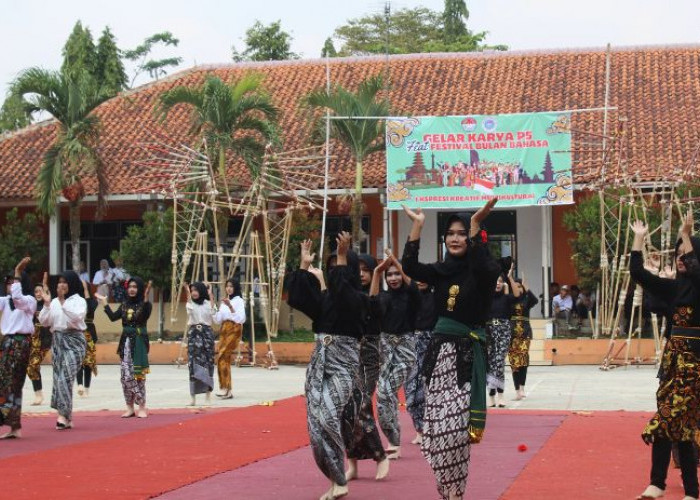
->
left=396, top=206, right=548, bottom=318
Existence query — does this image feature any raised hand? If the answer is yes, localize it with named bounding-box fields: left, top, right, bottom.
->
left=14, top=256, right=30, bottom=276
left=336, top=231, right=352, bottom=257
left=402, top=205, right=425, bottom=225
left=681, top=208, right=694, bottom=236
left=144, top=280, right=153, bottom=302
left=630, top=220, right=648, bottom=236
left=94, top=293, right=108, bottom=306
left=40, top=273, right=51, bottom=303
left=300, top=239, right=315, bottom=270
left=308, top=265, right=326, bottom=290
left=471, top=198, right=498, bottom=235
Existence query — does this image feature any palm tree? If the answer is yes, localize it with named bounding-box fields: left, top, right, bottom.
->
left=13, top=68, right=109, bottom=272
left=303, top=74, right=390, bottom=251
left=156, top=73, right=279, bottom=180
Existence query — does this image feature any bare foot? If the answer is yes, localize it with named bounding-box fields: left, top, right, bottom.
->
left=448, top=490, right=462, bottom=500
left=137, top=409, right=148, bottom=418
left=188, top=396, right=196, bottom=407
left=386, top=446, right=401, bottom=460
left=411, top=433, right=422, bottom=445
left=330, top=483, right=348, bottom=499
left=375, top=458, right=389, bottom=480
left=345, top=459, right=358, bottom=481
left=0, top=429, right=21, bottom=439
left=31, top=391, right=43, bottom=406
left=77, top=385, right=85, bottom=396
left=204, top=392, right=212, bottom=406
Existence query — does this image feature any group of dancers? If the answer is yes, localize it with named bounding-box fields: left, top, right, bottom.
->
left=0, top=264, right=246, bottom=438
left=287, top=199, right=539, bottom=500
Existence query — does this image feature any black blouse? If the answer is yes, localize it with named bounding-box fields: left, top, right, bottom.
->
left=104, top=301, right=152, bottom=327
left=287, top=265, right=368, bottom=339
left=629, top=250, right=700, bottom=328
left=511, top=290, right=539, bottom=319
left=379, top=281, right=421, bottom=335
left=402, top=238, right=501, bottom=328
left=415, top=288, right=437, bottom=331
left=490, top=292, right=518, bottom=320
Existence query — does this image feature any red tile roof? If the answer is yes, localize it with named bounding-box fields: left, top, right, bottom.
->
left=2, top=45, right=700, bottom=202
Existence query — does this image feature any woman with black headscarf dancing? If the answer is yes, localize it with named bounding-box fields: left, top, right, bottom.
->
left=38, top=270, right=87, bottom=430
left=27, top=281, right=52, bottom=406
left=0, top=257, right=37, bottom=439
left=97, top=277, right=152, bottom=418
left=185, top=281, right=216, bottom=406
left=401, top=200, right=501, bottom=500
left=508, top=275, right=538, bottom=401
left=631, top=212, right=700, bottom=500
left=287, top=232, right=368, bottom=500
left=77, top=280, right=99, bottom=397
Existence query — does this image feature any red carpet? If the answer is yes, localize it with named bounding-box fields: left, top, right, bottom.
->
left=1, top=397, right=308, bottom=499
left=502, top=411, right=665, bottom=500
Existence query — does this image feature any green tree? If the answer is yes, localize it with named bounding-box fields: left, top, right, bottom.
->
left=113, top=207, right=172, bottom=335
left=443, top=0, right=469, bottom=41
left=156, top=73, right=279, bottom=179
left=0, top=93, right=31, bottom=132
left=232, top=20, right=299, bottom=62
left=333, top=6, right=506, bottom=56
left=61, top=21, right=98, bottom=81
left=321, top=37, right=337, bottom=58
left=303, top=75, right=390, bottom=251
left=0, top=208, right=47, bottom=278
left=12, top=68, right=109, bottom=272
left=123, top=32, right=183, bottom=86
left=96, top=26, right=127, bottom=95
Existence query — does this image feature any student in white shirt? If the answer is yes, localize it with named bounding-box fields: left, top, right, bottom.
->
left=0, top=257, right=37, bottom=439
left=39, top=270, right=87, bottom=430
left=185, top=282, right=217, bottom=406
left=214, top=279, right=246, bottom=399
left=92, top=259, right=114, bottom=298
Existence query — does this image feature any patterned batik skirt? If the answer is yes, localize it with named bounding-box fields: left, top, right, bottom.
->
left=51, top=330, right=87, bottom=421
left=486, top=319, right=513, bottom=391
left=642, top=333, right=700, bottom=444
left=508, top=318, right=532, bottom=373
left=377, top=332, right=417, bottom=447
left=421, top=341, right=473, bottom=499
left=82, top=326, right=98, bottom=376
left=405, top=329, right=433, bottom=433
left=342, top=334, right=385, bottom=462
left=306, top=333, right=359, bottom=486
left=26, top=327, right=52, bottom=382
left=188, top=324, right=215, bottom=396
left=121, top=337, right=146, bottom=407
left=216, top=321, right=243, bottom=391
left=0, top=334, right=32, bottom=430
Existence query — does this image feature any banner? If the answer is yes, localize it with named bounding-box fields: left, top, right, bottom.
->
left=385, top=112, right=573, bottom=210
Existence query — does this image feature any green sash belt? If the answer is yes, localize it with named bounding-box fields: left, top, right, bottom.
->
left=124, top=326, right=150, bottom=380
left=433, top=316, right=487, bottom=443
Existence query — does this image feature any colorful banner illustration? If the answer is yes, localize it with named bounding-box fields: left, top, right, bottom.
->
left=385, top=112, right=573, bottom=210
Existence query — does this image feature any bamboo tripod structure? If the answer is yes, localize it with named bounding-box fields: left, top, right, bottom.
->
left=138, top=138, right=327, bottom=369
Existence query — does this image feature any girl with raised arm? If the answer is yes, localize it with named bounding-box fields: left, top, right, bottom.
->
left=508, top=274, right=538, bottom=400
left=287, top=233, right=368, bottom=500
left=401, top=200, right=501, bottom=500
left=39, top=270, right=87, bottom=430
left=0, top=258, right=37, bottom=438
left=27, top=279, right=52, bottom=406
left=630, top=213, right=700, bottom=500
left=97, top=277, right=152, bottom=418
left=77, top=280, right=98, bottom=397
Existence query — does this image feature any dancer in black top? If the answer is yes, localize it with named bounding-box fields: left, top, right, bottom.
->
left=630, top=213, right=700, bottom=500
left=508, top=275, right=538, bottom=400
left=287, top=232, right=370, bottom=500
left=401, top=199, right=501, bottom=500
left=343, top=253, right=391, bottom=482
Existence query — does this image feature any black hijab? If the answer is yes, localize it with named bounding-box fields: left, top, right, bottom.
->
left=432, top=213, right=474, bottom=276
left=673, top=236, right=700, bottom=303
left=190, top=281, right=209, bottom=305
left=60, top=270, right=83, bottom=298
left=358, top=254, right=377, bottom=274
left=226, top=279, right=242, bottom=299
left=326, top=250, right=362, bottom=291
left=126, top=277, right=145, bottom=304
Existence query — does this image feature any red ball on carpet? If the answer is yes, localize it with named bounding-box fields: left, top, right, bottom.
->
left=518, top=444, right=528, bottom=452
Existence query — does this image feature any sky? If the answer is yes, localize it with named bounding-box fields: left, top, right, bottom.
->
left=2, top=0, right=700, bottom=99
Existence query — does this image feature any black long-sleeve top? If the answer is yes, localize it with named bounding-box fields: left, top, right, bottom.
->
left=363, top=286, right=383, bottom=337
left=490, top=291, right=518, bottom=320
left=415, top=288, right=437, bottom=331
left=629, top=250, right=700, bottom=328
left=402, top=238, right=501, bottom=328
left=379, top=281, right=421, bottom=335
left=85, top=297, right=98, bottom=342
left=105, top=301, right=153, bottom=359
left=512, top=290, right=539, bottom=319
left=287, top=265, right=368, bottom=338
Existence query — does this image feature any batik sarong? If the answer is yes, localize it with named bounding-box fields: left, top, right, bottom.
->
left=51, top=329, right=87, bottom=421
left=422, top=341, right=472, bottom=499
left=486, top=319, right=513, bottom=391
left=377, top=332, right=417, bottom=447
left=188, top=324, right=215, bottom=395
left=82, top=330, right=98, bottom=376
left=0, top=335, right=31, bottom=430
left=26, top=327, right=51, bottom=384
left=306, top=333, right=359, bottom=486
left=405, top=329, right=433, bottom=433
left=216, top=321, right=242, bottom=391
left=508, top=316, right=531, bottom=375
left=342, top=334, right=385, bottom=461
left=121, top=337, right=146, bottom=406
